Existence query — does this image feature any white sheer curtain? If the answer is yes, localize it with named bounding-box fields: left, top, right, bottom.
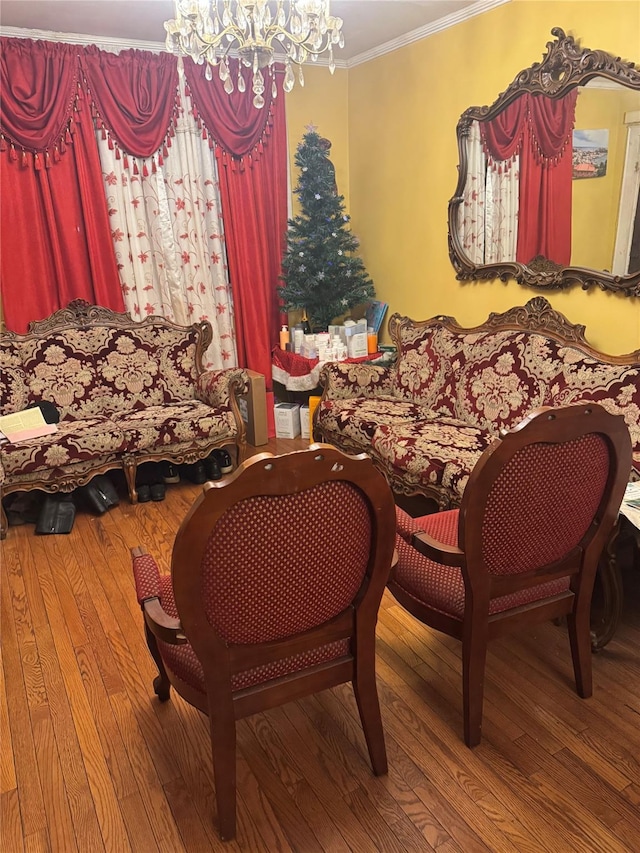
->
left=458, top=120, right=520, bottom=265
left=97, top=69, right=236, bottom=370
left=458, top=120, right=486, bottom=265
left=484, top=152, right=519, bottom=263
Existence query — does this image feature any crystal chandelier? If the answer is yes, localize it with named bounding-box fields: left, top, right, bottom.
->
left=164, top=1, right=345, bottom=108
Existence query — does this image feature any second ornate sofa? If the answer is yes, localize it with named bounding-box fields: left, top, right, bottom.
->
left=315, top=297, right=639, bottom=508
left=0, top=300, right=249, bottom=536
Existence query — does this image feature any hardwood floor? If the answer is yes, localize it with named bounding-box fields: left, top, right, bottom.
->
left=2, top=436, right=640, bottom=852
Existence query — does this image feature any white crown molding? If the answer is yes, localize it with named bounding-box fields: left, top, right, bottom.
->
left=345, top=0, right=512, bottom=68
left=1, top=2, right=511, bottom=67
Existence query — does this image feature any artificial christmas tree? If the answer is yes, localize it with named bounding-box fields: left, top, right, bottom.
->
left=279, top=128, right=375, bottom=331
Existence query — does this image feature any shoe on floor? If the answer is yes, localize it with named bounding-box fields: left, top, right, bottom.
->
left=204, top=456, right=222, bottom=481
left=210, top=448, right=233, bottom=474
left=150, top=482, right=166, bottom=502
left=160, top=462, right=180, bottom=484
left=183, top=461, right=207, bottom=484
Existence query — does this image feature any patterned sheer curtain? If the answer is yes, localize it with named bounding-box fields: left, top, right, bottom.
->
left=484, top=152, right=519, bottom=263
left=459, top=120, right=486, bottom=265
left=460, top=120, right=519, bottom=265
left=97, top=68, right=236, bottom=370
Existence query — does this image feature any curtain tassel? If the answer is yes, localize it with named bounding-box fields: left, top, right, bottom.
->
left=34, top=152, right=42, bottom=171
left=53, top=145, right=60, bottom=163
left=142, top=161, right=149, bottom=178
left=158, top=152, right=164, bottom=167
left=107, top=136, right=114, bottom=150
left=163, top=143, right=169, bottom=158
left=151, top=157, right=157, bottom=174
left=115, top=146, right=121, bottom=160
left=202, top=126, right=207, bottom=140
left=133, top=159, right=139, bottom=176
left=65, top=128, right=73, bottom=143
left=123, top=153, right=129, bottom=170
left=45, top=150, right=51, bottom=169
left=0, top=136, right=6, bottom=152
left=101, top=126, right=107, bottom=140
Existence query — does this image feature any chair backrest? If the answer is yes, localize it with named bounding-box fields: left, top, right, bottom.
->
left=458, top=404, right=632, bottom=595
left=170, top=444, right=396, bottom=683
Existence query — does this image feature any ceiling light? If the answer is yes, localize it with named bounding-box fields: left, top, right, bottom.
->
left=164, top=1, right=344, bottom=108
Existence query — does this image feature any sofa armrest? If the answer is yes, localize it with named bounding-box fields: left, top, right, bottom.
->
left=196, top=368, right=250, bottom=408
left=319, top=362, right=394, bottom=401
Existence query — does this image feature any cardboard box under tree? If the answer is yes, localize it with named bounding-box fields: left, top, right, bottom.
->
left=238, top=370, right=268, bottom=446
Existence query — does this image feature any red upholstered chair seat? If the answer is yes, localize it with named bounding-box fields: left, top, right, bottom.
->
left=131, top=445, right=396, bottom=841
left=387, top=405, right=632, bottom=749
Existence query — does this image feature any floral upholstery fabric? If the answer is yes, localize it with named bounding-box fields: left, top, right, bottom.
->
left=1, top=417, right=128, bottom=476
left=197, top=367, right=249, bottom=407
left=316, top=398, right=426, bottom=452
left=320, top=362, right=394, bottom=401
left=117, top=401, right=237, bottom=454
left=16, top=325, right=200, bottom=420
left=1, top=310, right=248, bottom=508
left=0, top=341, right=29, bottom=416
left=372, top=418, right=495, bottom=506
left=316, top=316, right=639, bottom=506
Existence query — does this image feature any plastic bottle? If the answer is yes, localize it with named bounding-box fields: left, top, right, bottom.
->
left=279, top=325, right=290, bottom=349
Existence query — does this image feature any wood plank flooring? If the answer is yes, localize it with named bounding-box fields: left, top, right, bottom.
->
left=2, top=436, right=640, bottom=852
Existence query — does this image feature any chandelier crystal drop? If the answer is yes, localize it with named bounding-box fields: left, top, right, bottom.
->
left=165, top=1, right=344, bottom=108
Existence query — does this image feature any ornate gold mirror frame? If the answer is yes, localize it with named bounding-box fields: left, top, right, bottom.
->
left=448, top=28, right=640, bottom=296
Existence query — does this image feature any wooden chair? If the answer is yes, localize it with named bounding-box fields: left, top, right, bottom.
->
left=389, top=404, right=632, bottom=748
left=131, top=444, right=396, bottom=840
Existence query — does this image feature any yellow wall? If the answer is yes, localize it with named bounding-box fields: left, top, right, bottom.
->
left=572, top=86, right=640, bottom=271
left=292, top=0, right=640, bottom=353
left=285, top=66, right=350, bottom=212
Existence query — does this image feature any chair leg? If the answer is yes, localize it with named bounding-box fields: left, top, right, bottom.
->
left=461, top=629, right=488, bottom=748
left=209, top=705, right=237, bottom=841
left=144, top=623, right=171, bottom=701
left=567, top=607, right=593, bottom=699
left=353, top=657, right=387, bottom=776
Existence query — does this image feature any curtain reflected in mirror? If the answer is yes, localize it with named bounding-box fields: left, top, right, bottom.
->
left=448, top=28, right=640, bottom=295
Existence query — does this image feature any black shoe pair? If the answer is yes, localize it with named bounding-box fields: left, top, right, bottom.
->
left=184, top=457, right=221, bottom=482
left=136, top=463, right=166, bottom=502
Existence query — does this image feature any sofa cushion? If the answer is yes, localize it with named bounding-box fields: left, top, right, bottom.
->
left=455, top=331, right=549, bottom=433
left=118, top=400, right=238, bottom=453
left=17, top=324, right=200, bottom=420
left=392, top=323, right=466, bottom=412
left=372, top=418, right=495, bottom=506
left=317, top=397, right=427, bottom=451
left=0, top=417, right=128, bottom=477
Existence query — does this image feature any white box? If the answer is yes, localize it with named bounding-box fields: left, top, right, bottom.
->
left=274, top=403, right=301, bottom=438
left=300, top=405, right=310, bottom=439
left=347, top=332, right=368, bottom=358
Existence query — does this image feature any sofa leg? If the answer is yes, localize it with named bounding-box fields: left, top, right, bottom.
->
left=123, top=457, right=138, bottom=503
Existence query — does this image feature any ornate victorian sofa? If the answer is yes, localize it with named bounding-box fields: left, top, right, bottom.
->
left=315, top=298, right=639, bottom=508
left=0, top=300, right=249, bottom=536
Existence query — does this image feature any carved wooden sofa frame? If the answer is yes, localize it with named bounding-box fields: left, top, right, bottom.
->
left=0, top=300, right=249, bottom=537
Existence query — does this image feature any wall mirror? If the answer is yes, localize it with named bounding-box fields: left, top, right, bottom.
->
left=448, top=28, right=640, bottom=296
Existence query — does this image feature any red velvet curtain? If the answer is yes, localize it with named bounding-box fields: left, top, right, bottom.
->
left=0, top=37, right=123, bottom=333
left=516, top=91, right=577, bottom=265
left=81, top=47, right=180, bottom=161
left=480, top=91, right=577, bottom=265
left=184, top=59, right=288, bottom=388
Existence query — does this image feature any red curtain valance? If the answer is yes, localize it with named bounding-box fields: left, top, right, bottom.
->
left=183, top=57, right=277, bottom=159
left=480, top=91, right=578, bottom=167
left=81, top=47, right=180, bottom=160
left=0, top=37, right=80, bottom=158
